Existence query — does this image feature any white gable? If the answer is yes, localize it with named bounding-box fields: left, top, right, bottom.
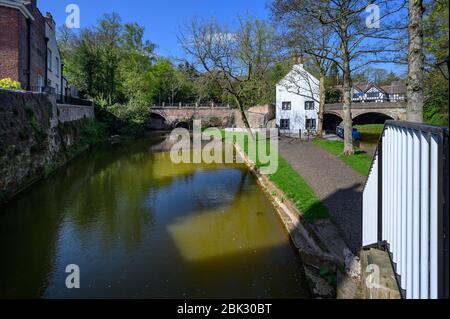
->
left=276, top=63, right=320, bottom=135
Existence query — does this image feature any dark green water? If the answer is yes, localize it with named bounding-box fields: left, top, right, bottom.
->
left=0, top=136, right=310, bottom=299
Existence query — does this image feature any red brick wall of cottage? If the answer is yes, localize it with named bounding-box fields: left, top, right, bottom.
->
left=26, top=1, right=46, bottom=89
left=0, top=0, right=46, bottom=89
left=0, top=6, right=20, bottom=82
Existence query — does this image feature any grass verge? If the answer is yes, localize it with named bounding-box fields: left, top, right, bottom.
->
left=354, top=124, right=384, bottom=134
left=269, top=156, right=330, bottom=222
left=313, top=139, right=373, bottom=176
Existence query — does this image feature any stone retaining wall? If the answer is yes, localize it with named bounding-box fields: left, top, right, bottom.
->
left=0, top=89, right=95, bottom=202
left=57, top=104, right=95, bottom=123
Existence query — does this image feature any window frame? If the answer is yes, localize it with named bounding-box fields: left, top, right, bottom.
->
left=282, top=101, right=292, bottom=110
left=367, top=92, right=380, bottom=99
left=47, top=49, right=52, bottom=71
left=37, top=75, right=44, bottom=92
left=305, top=101, right=315, bottom=110
left=306, top=119, right=317, bottom=130
left=280, top=119, right=290, bottom=130
left=55, top=57, right=60, bottom=77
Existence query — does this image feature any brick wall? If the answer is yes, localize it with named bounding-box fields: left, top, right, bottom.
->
left=26, top=1, right=46, bottom=89
left=0, top=6, right=20, bottom=81
left=0, top=1, right=46, bottom=89
left=17, top=11, right=28, bottom=86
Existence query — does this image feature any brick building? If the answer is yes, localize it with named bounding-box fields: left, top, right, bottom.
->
left=0, top=0, right=46, bottom=90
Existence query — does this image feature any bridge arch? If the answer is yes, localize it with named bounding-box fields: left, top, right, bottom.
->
left=324, top=112, right=343, bottom=133
left=353, top=112, right=394, bottom=126
left=174, top=121, right=191, bottom=130
left=148, top=112, right=169, bottom=130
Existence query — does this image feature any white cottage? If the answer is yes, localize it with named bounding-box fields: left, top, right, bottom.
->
left=276, top=57, right=319, bottom=136
left=45, top=12, right=63, bottom=95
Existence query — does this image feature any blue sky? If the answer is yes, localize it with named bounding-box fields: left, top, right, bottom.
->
left=38, top=0, right=270, bottom=58
left=37, top=0, right=405, bottom=75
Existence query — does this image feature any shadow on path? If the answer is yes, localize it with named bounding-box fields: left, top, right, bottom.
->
left=279, top=138, right=365, bottom=253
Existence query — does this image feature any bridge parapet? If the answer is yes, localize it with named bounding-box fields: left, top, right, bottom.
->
left=325, top=101, right=407, bottom=111
left=152, top=103, right=232, bottom=110
left=324, top=101, right=407, bottom=122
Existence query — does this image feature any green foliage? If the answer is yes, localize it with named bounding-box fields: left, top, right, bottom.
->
left=313, top=139, right=373, bottom=176
left=107, top=102, right=149, bottom=134
left=0, top=78, right=21, bottom=90
left=63, top=119, right=109, bottom=158
left=325, top=88, right=342, bottom=104
left=354, top=124, right=384, bottom=134
left=424, top=0, right=449, bottom=64
left=24, top=106, right=47, bottom=153
left=82, top=120, right=109, bottom=146
left=352, top=67, right=402, bottom=86
left=424, top=70, right=449, bottom=126
left=423, top=1, right=449, bottom=126
left=59, top=13, right=155, bottom=105
left=319, top=267, right=337, bottom=286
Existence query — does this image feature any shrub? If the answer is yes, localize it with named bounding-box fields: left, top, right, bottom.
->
left=0, top=78, right=21, bottom=90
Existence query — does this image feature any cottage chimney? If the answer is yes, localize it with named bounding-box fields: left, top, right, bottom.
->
left=45, top=12, right=57, bottom=30
left=293, top=53, right=304, bottom=66
left=28, top=0, right=37, bottom=8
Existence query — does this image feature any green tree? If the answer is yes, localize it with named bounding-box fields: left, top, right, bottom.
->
left=423, top=0, right=449, bottom=126
left=179, top=17, right=280, bottom=136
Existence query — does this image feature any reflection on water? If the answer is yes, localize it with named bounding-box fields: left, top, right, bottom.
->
left=358, top=132, right=380, bottom=155
left=0, top=135, right=310, bottom=299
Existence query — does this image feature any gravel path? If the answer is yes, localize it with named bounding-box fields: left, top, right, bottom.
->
left=278, top=138, right=366, bottom=253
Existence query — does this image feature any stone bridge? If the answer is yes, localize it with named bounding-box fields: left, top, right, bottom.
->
left=149, top=105, right=273, bottom=129
left=324, top=101, right=407, bottom=130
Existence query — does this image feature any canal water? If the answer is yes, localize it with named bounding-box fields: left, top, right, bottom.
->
left=0, top=135, right=310, bottom=299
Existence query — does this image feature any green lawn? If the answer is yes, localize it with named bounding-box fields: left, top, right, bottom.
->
left=219, top=131, right=330, bottom=223
left=313, top=139, right=373, bottom=176
left=269, top=156, right=330, bottom=222
left=354, top=124, right=384, bottom=134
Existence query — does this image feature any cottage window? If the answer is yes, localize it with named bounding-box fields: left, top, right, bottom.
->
left=280, top=119, right=290, bottom=130
left=282, top=102, right=291, bottom=110
left=305, top=101, right=315, bottom=110
left=37, top=75, right=44, bottom=92
left=56, top=57, right=60, bottom=77
left=306, top=119, right=316, bottom=130
left=48, top=49, right=52, bottom=71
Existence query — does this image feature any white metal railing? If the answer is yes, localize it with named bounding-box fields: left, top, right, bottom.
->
left=363, top=121, right=448, bottom=299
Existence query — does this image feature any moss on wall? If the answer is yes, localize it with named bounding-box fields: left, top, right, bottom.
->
left=0, top=90, right=104, bottom=204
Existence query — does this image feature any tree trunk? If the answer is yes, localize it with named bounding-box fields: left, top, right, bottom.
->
left=234, top=96, right=255, bottom=141
left=341, top=23, right=354, bottom=155
left=407, top=0, right=424, bottom=123
left=317, top=74, right=326, bottom=138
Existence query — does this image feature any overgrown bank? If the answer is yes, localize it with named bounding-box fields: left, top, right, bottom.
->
left=0, top=90, right=108, bottom=203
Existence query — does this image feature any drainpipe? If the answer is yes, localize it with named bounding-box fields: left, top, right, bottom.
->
left=61, top=62, right=64, bottom=101
left=44, top=37, right=49, bottom=91
left=26, top=18, right=31, bottom=90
